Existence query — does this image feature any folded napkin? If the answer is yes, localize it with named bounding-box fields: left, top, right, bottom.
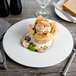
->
left=0, top=18, right=11, bottom=69
left=0, top=18, right=11, bottom=39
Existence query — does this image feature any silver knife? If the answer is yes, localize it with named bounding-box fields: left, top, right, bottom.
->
left=53, top=2, right=76, bottom=23
left=0, top=50, right=3, bottom=63
left=62, top=44, right=76, bottom=76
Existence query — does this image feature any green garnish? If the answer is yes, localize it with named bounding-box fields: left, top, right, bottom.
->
left=27, top=42, right=38, bottom=51
left=25, top=35, right=31, bottom=42
left=41, top=46, right=49, bottom=49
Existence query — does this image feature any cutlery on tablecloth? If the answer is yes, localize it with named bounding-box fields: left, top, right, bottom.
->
left=0, top=49, right=7, bottom=70
left=0, top=50, right=3, bottom=63
left=62, top=42, right=76, bottom=76
left=0, top=18, right=11, bottom=69
left=53, top=2, right=76, bottom=23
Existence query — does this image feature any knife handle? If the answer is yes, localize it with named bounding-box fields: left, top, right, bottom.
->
left=62, top=51, right=75, bottom=76
left=1, top=64, right=7, bottom=70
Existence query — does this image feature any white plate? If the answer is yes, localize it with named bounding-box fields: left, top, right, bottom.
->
left=55, top=0, right=76, bottom=22
left=3, top=18, right=73, bottom=68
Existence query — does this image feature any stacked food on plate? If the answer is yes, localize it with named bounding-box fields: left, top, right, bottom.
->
left=62, top=0, right=76, bottom=16
left=21, top=16, right=58, bottom=53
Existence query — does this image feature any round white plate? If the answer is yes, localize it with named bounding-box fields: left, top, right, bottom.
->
left=3, top=18, right=73, bottom=68
left=55, top=0, right=76, bottom=22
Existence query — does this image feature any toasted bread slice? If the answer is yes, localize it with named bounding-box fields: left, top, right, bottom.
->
left=62, top=0, right=76, bottom=16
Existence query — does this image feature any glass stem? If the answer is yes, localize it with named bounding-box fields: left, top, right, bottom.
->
left=40, top=7, right=46, bottom=14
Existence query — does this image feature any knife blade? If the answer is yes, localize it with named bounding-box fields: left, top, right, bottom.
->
left=0, top=50, right=3, bottom=63
left=53, top=2, right=76, bottom=23
left=0, top=48, right=7, bottom=69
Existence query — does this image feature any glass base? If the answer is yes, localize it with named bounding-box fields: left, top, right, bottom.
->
left=35, top=9, right=50, bottom=18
